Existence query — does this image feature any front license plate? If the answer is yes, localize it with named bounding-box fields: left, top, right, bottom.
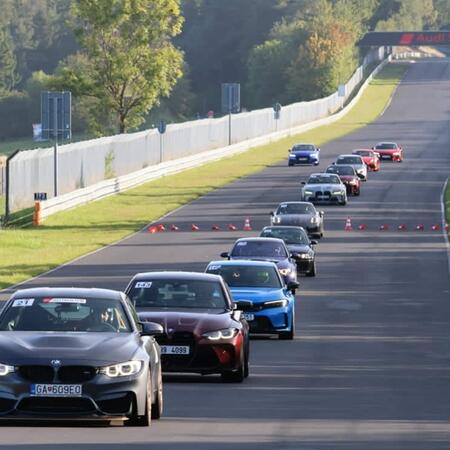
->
left=31, top=384, right=82, bottom=397
left=381, top=155, right=391, bottom=159
left=160, top=345, right=190, bottom=355
left=299, top=158, right=308, bottom=162
left=243, top=313, right=255, bottom=321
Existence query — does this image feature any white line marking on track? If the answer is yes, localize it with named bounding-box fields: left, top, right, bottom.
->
left=440, top=176, right=450, bottom=277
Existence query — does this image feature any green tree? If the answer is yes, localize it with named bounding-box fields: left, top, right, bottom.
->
left=57, top=0, right=184, bottom=134
left=0, top=27, right=19, bottom=95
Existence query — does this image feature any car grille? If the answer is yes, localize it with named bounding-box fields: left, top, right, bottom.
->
left=18, top=365, right=97, bottom=383
left=17, top=397, right=96, bottom=414
left=157, top=331, right=195, bottom=346
left=249, top=317, right=275, bottom=333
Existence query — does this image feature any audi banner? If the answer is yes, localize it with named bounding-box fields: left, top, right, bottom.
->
left=359, top=31, right=450, bottom=47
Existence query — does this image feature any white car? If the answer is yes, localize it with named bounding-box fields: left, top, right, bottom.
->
left=301, top=173, right=347, bottom=206
left=334, top=154, right=368, bottom=181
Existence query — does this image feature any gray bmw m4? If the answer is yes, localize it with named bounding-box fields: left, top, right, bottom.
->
left=0, top=287, right=163, bottom=426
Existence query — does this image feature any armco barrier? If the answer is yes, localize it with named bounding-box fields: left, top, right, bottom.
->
left=37, top=54, right=392, bottom=220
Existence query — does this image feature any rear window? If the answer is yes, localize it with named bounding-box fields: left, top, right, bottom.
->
left=326, top=165, right=355, bottom=176
left=207, top=265, right=282, bottom=289
left=336, top=156, right=361, bottom=165
left=260, top=227, right=309, bottom=245
left=354, top=150, right=372, bottom=157
left=128, top=279, right=228, bottom=309
left=375, top=143, right=396, bottom=149
left=231, top=240, right=288, bottom=258
left=276, top=203, right=314, bottom=215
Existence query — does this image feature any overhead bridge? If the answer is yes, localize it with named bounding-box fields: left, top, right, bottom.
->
left=359, top=31, right=450, bottom=47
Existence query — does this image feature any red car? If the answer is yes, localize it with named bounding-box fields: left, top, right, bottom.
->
left=373, top=142, right=403, bottom=162
left=352, top=149, right=380, bottom=171
left=125, top=272, right=250, bottom=383
left=326, top=164, right=360, bottom=196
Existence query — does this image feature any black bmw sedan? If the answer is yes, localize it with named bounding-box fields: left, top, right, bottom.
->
left=0, top=287, right=163, bottom=426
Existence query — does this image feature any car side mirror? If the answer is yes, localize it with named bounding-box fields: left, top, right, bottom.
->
left=357, top=173, right=364, bottom=179
left=317, top=148, right=320, bottom=151
left=270, top=211, right=274, bottom=216
left=319, top=211, right=324, bottom=216
left=220, top=252, right=230, bottom=259
left=301, top=181, right=306, bottom=185
left=287, top=281, right=300, bottom=294
left=234, top=300, right=252, bottom=310
left=140, top=321, right=164, bottom=337
left=331, top=162, right=336, bottom=165
left=290, top=252, right=299, bottom=259
left=310, top=240, right=318, bottom=245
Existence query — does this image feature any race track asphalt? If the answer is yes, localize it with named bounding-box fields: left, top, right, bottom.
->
left=0, top=59, right=450, bottom=450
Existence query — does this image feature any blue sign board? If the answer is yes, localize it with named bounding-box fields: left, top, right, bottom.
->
left=221, top=83, right=240, bottom=114
left=41, top=91, right=72, bottom=140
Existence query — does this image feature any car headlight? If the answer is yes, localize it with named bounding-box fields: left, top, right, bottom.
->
left=299, top=253, right=313, bottom=259
left=332, top=190, right=343, bottom=195
left=393, top=152, right=400, bottom=156
left=99, top=360, right=143, bottom=378
left=0, top=363, right=14, bottom=376
left=304, top=190, right=313, bottom=195
left=310, top=216, right=319, bottom=224
left=289, top=153, right=296, bottom=158
left=279, top=268, right=292, bottom=276
left=202, top=328, right=238, bottom=340
left=264, top=299, right=288, bottom=308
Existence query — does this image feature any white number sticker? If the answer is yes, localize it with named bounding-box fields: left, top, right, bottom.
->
left=42, top=298, right=87, bottom=304
left=237, top=242, right=247, bottom=246
left=135, top=281, right=153, bottom=288
left=208, top=265, right=221, bottom=271
left=12, top=298, right=34, bottom=307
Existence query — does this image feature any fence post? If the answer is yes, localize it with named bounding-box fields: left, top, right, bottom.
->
left=5, top=150, right=20, bottom=222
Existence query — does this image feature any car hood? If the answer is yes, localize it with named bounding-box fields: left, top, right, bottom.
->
left=304, top=184, right=342, bottom=191
left=0, top=332, right=140, bottom=365
left=292, top=150, right=317, bottom=156
left=275, top=214, right=312, bottom=226
left=137, top=310, right=233, bottom=336
left=286, top=244, right=312, bottom=254
left=339, top=175, right=358, bottom=182
left=230, top=288, right=286, bottom=304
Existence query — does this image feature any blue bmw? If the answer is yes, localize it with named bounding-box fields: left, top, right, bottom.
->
left=288, top=143, right=320, bottom=166
left=205, top=260, right=298, bottom=340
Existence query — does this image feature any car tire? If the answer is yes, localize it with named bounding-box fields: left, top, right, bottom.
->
left=279, top=311, right=295, bottom=340
left=221, top=351, right=245, bottom=383
left=339, top=199, right=347, bottom=206
left=288, top=162, right=294, bottom=167
left=127, top=373, right=152, bottom=427
left=306, top=262, right=316, bottom=277
left=354, top=189, right=360, bottom=196
left=151, top=368, right=163, bottom=420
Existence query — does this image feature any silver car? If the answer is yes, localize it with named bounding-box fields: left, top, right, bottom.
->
left=301, top=173, right=347, bottom=206
left=334, top=154, right=368, bottom=181
left=270, top=201, right=324, bottom=238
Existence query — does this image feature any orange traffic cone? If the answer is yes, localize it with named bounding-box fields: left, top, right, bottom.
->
left=445, top=223, right=449, bottom=232
left=398, top=224, right=407, bottom=231
left=147, top=225, right=158, bottom=234
left=228, top=223, right=237, bottom=231
left=380, top=224, right=389, bottom=231
left=212, top=225, right=220, bottom=231
left=192, top=224, right=200, bottom=231
left=344, top=217, right=352, bottom=231
left=170, top=224, right=179, bottom=231
left=358, top=224, right=367, bottom=231
left=157, top=224, right=165, bottom=232
left=416, top=224, right=424, bottom=231
left=431, top=224, right=441, bottom=231
left=243, top=217, right=252, bottom=231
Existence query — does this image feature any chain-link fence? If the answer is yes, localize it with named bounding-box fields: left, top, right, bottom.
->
left=6, top=47, right=386, bottom=213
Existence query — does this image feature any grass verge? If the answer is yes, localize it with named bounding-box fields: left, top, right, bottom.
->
left=0, top=63, right=408, bottom=289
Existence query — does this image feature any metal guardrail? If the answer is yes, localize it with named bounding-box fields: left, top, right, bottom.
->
left=35, top=56, right=391, bottom=221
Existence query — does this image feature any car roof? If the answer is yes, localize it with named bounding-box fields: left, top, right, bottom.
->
left=309, top=172, right=338, bottom=177
left=337, top=154, right=362, bottom=158
left=261, top=225, right=307, bottom=232
left=207, top=260, right=279, bottom=269
left=11, top=287, right=123, bottom=300
left=276, top=201, right=314, bottom=206
left=375, top=141, right=397, bottom=145
left=353, top=148, right=373, bottom=152
left=293, top=143, right=316, bottom=147
left=234, top=237, right=286, bottom=244
left=326, top=164, right=354, bottom=169
left=131, top=271, right=223, bottom=283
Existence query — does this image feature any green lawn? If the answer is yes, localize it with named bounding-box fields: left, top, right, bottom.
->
left=0, top=63, right=408, bottom=289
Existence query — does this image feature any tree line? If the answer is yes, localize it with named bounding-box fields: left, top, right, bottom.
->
left=0, top=0, right=448, bottom=140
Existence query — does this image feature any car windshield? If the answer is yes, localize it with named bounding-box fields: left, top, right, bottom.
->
left=231, top=241, right=288, bottom=258
left=336, top=156, right=361, bottom=165
left=375, top=143, right=396, bottom=149
left=260, top=228, right=309, bottom=245
left=206, top=265, right=282, bottom=289
left=326, top=165, right=355, bottom=176
left=293, top=144, right=315, bottom=151
left=276, top=203, right=314, bottom=215
left=0, top=297, right=132, bottom=332
left=354, top=150, right=372, bottom=157
left=307, top=174, right=340, bottom=185
left=128, top=279, right=228, bottom=309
